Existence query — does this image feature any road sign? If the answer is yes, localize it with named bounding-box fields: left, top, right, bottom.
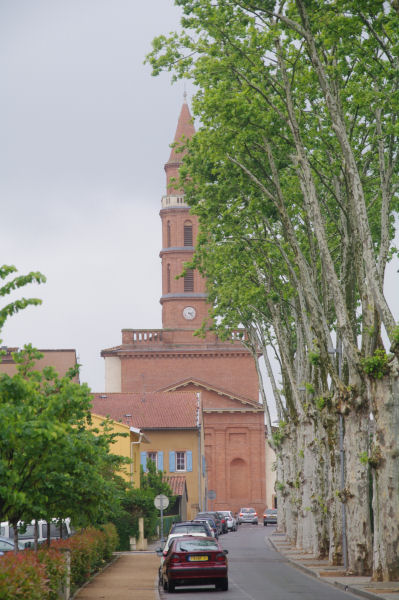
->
left=207, top=490, right=216, bottom=500
left=154, top=494, right=169, bottom=510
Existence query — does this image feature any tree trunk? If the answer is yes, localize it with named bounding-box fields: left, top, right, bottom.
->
left=344, top=407, right=373, bottom=574
left=34, top=520, right=39, bottom=551
left=370, top=369, right=399, bottom=581
left=324, top=415, right=344, bottom=565
left=12, top=523, right=19, bottom=554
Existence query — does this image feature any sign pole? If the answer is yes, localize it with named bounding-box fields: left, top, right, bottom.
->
left=154, top=494, right=169, bottom=545
left=160, top=497, right=164, bottom=544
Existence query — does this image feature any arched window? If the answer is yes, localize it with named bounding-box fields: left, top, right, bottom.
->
left=184, top=221, right=193, bottom=246
left=184, top=269, right=194, bottom=292
left=167, top=264, right=171, bottom=293
left=167, top=221, right=171, bottom=247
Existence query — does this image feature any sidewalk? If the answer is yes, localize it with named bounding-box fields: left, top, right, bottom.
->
left=269, top=533, right=399, bottom=600
left=73, top=540, right=161, bottom=600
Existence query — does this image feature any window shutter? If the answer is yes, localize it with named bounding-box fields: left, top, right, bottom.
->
left=169, top=451, right=176, bottom=473
left=140, top=452, right=147, bottom=473
left=158, top=451, right=164, bottom=472
left=187, top=450, right=193, bottom=472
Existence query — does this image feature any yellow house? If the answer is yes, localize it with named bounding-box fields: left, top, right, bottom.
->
left=92, top=392, right=206, bottom=519
left=90, top=413, right=149, bottom=487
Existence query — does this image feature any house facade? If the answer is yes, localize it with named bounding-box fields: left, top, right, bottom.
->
left=92, top=391, right=206, bottom=519
left=90, top=412, right=148, bottom=488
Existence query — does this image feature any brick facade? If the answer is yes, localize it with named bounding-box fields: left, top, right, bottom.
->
left=102, top=100, right=266, bottom=515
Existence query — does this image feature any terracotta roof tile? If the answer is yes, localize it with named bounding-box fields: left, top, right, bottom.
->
left=158, top=377, right=261, bottom=407
left=164, top=475, right=187, bottom=497
left=91, top=392, right=199, bottom=429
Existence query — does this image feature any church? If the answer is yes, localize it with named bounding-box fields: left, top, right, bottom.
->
left=101, top=100, right=267, bottom=515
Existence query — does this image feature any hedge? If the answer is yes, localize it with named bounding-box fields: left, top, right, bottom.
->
left=0, top=523, right=118, bottom=600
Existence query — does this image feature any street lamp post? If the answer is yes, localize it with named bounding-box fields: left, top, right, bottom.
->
left=329, top=340, right=348, bottom=570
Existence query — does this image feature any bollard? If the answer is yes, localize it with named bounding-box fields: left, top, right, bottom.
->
left=59, top=548, right=71, bottom=600
left=137, top=517, right=147, bottom=550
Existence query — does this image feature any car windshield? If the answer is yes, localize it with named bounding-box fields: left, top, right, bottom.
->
left=176, top=539, right=219, bottom=552
left=173, top=525, right=207, bottom=534
left=242, top=508, right=255, bottom=513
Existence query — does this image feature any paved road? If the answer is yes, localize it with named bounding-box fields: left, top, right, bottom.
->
left=159, top=524, right=361, bottom=599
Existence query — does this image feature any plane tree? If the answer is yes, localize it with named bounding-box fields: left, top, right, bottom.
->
left=147, top=0, right=399, bottom=579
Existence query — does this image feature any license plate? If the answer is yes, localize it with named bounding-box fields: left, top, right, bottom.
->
left=188, top=555, right=208, bottom=561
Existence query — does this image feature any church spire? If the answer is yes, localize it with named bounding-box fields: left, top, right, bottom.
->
left=164, top=98, right=195, bottom=193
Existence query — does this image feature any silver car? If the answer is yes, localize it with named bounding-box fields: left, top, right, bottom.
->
left=237, top=507, right=258, bottom=524
left=219, top=510, right=237, bottom=531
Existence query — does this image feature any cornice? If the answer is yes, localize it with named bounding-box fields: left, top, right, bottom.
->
left=102, top=348, right=252, bottom=359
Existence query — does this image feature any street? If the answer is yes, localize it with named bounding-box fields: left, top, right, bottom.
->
left=159, top=524, right=360, bottom=599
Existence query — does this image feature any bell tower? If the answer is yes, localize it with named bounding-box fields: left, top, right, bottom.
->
left=101, top=98, right=267, bottom=517
left=160, top=98, right=208, bottom=330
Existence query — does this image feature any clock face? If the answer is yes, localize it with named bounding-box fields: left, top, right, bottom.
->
left=183, top=306, right=196, bottom=320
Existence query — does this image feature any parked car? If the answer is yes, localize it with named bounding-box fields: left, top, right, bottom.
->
left=237, top=507, right=258, bottom=525
left=161, top=535, right=228, bottom=592
left=169, top=520, right=213, bottom=538
left=263, top=509, right=277, bottom=526
left=157, top=532, right=209, bottom=586
left=193, top=518, right=218, bottom=538
left=215, top=511, right=229, bottom=534
left=0, top=536, right=25, bottom=556
left=218, top=510, right=237, bottom=531
left=195, top=512, right=223, bottom=536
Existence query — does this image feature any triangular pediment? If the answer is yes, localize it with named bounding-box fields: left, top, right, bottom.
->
left=157, top=377, right=263, bottom=412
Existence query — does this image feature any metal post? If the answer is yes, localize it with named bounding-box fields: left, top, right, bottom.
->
left=160, top=498, right=164, bottom=545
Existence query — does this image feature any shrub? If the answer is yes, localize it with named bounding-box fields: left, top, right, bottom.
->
left=0, top=550, right=55, bottom=600
left=0, top=524, right=118, bottom=599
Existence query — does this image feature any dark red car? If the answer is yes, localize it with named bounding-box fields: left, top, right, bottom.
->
left=161, top=535, right=228, bottom=593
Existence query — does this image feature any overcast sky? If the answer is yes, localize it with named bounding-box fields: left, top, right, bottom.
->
left=0, top=0, right=191, bottom=391
left=1, top=2, right=398, bottom=395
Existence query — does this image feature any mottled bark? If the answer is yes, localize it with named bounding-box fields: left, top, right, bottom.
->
left=344, top=405, right=373, bottom=575
left=369, top=368, right=399, bottom=581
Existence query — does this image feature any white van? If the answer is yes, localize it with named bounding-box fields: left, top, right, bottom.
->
left=1, top=519, right=72, bottom=546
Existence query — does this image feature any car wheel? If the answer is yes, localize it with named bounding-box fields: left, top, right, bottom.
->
left=216, top=578, right=228, bottom=591
left=264, top=522, right=267, bottom=526
left=163, top=579, right=168, bottom=591
left=167, top=580, right=175, bottom=593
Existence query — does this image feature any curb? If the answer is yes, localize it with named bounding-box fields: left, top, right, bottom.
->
left=268, top=537, right=386, bottom=600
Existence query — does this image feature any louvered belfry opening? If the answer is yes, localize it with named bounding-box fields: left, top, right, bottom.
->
left=184, top=269, right=194, bottom=292
left=184, top=222, right=193, bottom=246
left=167, top=221, right=171, bottom=247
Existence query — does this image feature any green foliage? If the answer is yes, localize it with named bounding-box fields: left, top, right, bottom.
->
left=111, top=460, right=175, bottom=550
left=391, top=324, right=399, bottom=345
left=315, top=396, right=326, bottom=411
left=272, top=421, right=287, bottom=448
left=359, top=451, right=369, bottom=465
left=360, top=349, right=390, bottom=379
left=304, top=383, right=315, bottom=395
left=0, top=265, right=46, bottom=331
left=0, top=345, right=126, bottom=528
left=308, top=351, right=321, bottom=366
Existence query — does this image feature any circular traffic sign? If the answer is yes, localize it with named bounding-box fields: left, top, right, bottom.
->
left=207, top=490, right=216, bottom=500
left=154, top=494, right=169, bottom=510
